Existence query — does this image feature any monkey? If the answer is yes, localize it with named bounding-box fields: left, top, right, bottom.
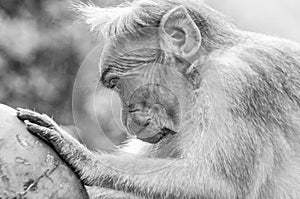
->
left=16, top=0, right=300, bottom=198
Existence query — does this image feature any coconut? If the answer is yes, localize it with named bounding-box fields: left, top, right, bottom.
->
left=0, top=104, right=89, bottom=198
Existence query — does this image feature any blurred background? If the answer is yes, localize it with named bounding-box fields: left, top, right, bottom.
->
left=0, top=0, right=300, bottom=151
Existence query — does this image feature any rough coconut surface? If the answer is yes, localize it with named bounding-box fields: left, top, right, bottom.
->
left=0, top=104, right=89, bottom=199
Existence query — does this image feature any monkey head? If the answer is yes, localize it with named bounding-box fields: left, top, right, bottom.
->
left=99, top=6, right=202, bottom=143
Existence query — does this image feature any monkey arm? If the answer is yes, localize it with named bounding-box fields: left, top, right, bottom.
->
left=16, top=108, right=233, bottom=198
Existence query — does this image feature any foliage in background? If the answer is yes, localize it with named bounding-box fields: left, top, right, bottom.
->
left=0, top=0, right=126, bottom=150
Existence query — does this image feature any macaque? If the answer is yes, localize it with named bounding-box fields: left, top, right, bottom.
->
left=17, top=0, right=300, bottom=198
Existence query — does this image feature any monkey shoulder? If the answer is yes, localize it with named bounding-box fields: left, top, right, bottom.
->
left=239, top=31, right=300, bottom=57
left=211, top=32, right=300, bottom=75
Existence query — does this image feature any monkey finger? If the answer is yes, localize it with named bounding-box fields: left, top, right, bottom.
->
left=24, top=120, right=58, bottom=142
left=17, top=108, right=57, bottom=129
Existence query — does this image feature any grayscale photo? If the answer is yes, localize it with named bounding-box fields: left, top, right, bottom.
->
left=0, top=0, right=300, bottom=198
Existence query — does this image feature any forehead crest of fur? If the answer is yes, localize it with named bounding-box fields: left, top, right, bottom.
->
left=72, top=0, right=161, bottom=39
left=72, top=0, right=235, bottom=48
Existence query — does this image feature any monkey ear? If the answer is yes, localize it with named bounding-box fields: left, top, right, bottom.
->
left=160, top=6, right=201, bottom=59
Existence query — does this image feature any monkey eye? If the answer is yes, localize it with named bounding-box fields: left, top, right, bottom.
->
left=108, top=77, right=120, bottom=89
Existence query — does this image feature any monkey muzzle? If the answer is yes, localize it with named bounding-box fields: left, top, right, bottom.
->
left=122, top=84, right=180, bottom=144
left=125, top=103, right=177, bottom=144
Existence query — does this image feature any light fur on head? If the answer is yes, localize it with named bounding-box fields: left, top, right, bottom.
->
left=71, top=0, right=154, bottom=38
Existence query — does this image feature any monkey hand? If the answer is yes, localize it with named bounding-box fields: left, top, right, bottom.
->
left=16, top=108, right=66, bottom=144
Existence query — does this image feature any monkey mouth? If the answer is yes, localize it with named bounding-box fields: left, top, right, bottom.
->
left=126, top=117, right=177, bottom=144
left=138, top=127, right=177, bottom=144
